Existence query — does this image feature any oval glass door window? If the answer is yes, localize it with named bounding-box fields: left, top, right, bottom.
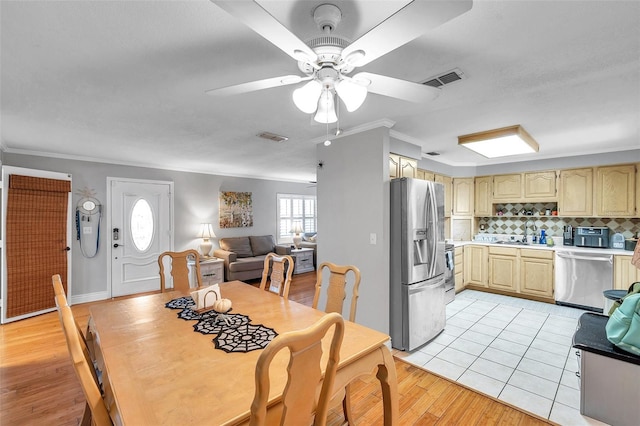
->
left=130, top=198, right=154, bottom=252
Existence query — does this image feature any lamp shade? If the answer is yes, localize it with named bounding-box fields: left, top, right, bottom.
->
left=199, top=223, right=214, bottom=239
left=292, top=80, right=322, bottom=114
left=335, top=78, right=368, bottom=112
left=290, top=223, right=303, bottom=234
left=458, top=125, right=539, bottom=158
left=314, top=89, right=338, bottom=124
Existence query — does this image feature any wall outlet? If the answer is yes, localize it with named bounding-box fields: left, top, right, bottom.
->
left=369, top=233, right=377, bottom=245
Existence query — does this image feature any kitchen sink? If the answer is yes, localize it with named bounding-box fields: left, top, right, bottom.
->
left=493, top=240, right=529, bottom=245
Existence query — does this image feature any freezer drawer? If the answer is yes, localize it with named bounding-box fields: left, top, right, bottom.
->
left=392, top=276, right=445, bottom=351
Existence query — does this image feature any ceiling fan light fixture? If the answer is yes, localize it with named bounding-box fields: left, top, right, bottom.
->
left=314, top=89, right=337, bottom=124
left=335, top=78, right=368, bottom=112
left=458, top=125, right=539, bottom=158
left=292, top=80, right=322, bottom=114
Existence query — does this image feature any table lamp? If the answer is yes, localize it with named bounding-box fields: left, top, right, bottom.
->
left=198, top=223, right=215, bottom=257
left=290, top=223, right=303, bottom=249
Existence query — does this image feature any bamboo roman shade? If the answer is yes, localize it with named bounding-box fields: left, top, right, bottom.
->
left=5, top=174, right=71, bottom=319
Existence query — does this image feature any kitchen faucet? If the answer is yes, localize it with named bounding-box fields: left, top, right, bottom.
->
left=523, top=219, right=537, bottom=243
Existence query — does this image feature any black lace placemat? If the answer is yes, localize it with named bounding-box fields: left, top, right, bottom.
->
left=165, top=295, right=277, bottom=352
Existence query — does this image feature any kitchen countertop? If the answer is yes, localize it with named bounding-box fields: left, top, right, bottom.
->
left=573, top=312, right=640, bottom=365
left=452, top=240, right=633, bottom=256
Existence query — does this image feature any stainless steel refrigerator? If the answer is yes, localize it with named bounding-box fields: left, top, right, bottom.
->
left=390, top=177, right=446, bottom=351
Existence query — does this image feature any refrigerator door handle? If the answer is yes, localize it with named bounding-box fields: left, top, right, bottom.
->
left=408, top=278, right=444, bottom=294
left=428, top=183, right=438, bottom=277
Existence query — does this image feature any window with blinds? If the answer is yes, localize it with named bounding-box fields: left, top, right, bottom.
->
left=276, top=194, right=317, bottom=243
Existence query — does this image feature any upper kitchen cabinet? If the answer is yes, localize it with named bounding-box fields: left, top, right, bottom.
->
left=389, top=153, right=418, bottom=179
left=435, top=174, right=452, bottom=217
left=416, top=169, right=435, bottom=181
left=595, top=164, right=636, bottom=217
left=493, top=174, right=522, bottom=200
left=453, top=178, right=474, bottom=216
left=474, top=176, right=493, bottom=216
left=559, top=167, right=593, bottom=217
left=524, top=170, right=557, bottom=201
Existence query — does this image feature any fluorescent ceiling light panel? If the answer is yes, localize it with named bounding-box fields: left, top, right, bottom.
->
left=458, top=125, right=539, bottom=158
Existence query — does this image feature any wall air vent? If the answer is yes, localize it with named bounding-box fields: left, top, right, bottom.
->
left=422, top=68, right=466, bottom=88
left=258, top=132, right=289, bottom=142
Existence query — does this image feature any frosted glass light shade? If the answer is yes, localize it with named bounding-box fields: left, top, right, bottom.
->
left=314, top=90, right=337, bottom=124
left=292, top=80, right=322, bottom=114
left=458, top=125, right=539, bottom=158
left=335, top=79, right=367, bottom=112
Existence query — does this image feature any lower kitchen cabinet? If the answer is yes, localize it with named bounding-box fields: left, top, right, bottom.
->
left=464, top=245, right=488, bottom=287
left=488, top=246, right=518, bottom=292
left=520, top=248, right=554, bottom=298
left=454, top=246, right=464, bottom=291
left=614, top=255, right=640, bottom=290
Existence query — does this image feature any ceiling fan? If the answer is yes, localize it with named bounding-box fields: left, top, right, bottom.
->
left=206, top=1, right=473, bottom=124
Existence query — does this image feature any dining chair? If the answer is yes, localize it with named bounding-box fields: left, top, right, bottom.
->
left=52, top=274, right=97, bottom=361
left=259, top=252, right=294, bottom=299
left=250, top=312, right=344, bottom=426
left=312, top=262, right=361, bottom=322
left=158, top=249, right=201, bottom=292
left=57, top=303, right=112, bottom=426
left=311, top=262, right=362, bottom=425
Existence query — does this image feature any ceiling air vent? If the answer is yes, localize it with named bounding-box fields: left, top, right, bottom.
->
left=425, top=151, right=440, bottom=156
left=258, top=132, right=289, bottom=142
left=422, top=68, right=466, bottom=88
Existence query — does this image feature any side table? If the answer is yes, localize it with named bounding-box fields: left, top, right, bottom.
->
left=188, top=257, right=224, bottom=287
left=291, top=248, right=315, bottom=274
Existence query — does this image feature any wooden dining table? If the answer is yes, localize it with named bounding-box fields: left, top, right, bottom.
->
left=89, top=280, right=399, bottom=425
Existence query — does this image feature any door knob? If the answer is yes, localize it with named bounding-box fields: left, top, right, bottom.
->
left=113, top=243, right=123, bottom=248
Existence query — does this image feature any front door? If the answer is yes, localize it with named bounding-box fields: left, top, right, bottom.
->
left=108, top=178, right=173, bottom=297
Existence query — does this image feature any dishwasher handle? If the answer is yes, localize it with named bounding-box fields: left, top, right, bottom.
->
left=556, top=252, right=613, bottom=263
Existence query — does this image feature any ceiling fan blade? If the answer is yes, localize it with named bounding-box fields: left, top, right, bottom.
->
left=343, top=0, right=473, bottom=67
left=355, top=72, right=440, bottom=104
left=206, top=75, right=308, bottom=96
left=211, top=1, right=317, bottom=63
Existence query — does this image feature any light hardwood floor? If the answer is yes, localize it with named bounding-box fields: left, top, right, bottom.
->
left=0, top=272, right=553, bottom=425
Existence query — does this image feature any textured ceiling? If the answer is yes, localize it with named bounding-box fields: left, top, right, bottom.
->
left=1, top=1, right=639, bottom=183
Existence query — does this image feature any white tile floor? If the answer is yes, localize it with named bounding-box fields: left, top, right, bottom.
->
left=394, top=290, right=610, bottom=425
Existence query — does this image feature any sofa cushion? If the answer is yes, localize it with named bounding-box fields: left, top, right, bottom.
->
left=302, top=232, right=316, bottom=242
left=227, top=255, right=267, bottom=272
left=220, top=237, right=253, bottom=258
left=249, top=235, right=275, bottom=256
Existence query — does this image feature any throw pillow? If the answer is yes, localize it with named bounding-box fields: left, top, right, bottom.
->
left=250, top=235, right=275, bottom=256
left=220, top=237, right=253, bottom=258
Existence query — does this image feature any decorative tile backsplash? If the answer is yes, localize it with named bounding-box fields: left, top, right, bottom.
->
left=477, top=203, right=640, bottom=239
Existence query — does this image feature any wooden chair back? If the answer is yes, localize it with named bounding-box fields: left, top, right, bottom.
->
left=250, top=312, right=345, bottom=426
left=52, top=273, right=68, bottom=308
left=259, top=253, right=294, bottom=299
left=312, top=262, right=362, bottom=322
left=158, top=249, right=201, bottom=292
left=57, top=303, right=112, bottom=425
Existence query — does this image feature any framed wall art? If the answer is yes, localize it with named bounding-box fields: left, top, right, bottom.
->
left=219, top=191, right=253, bottom=228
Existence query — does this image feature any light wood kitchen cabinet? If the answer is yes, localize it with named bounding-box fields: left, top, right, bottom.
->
left=519, top=248, right=554, bottom=298
left=389, top=153, right=418, bottom=178
left=488, top=246, right=518, bottom=292
left=464, top=245, right=488, bottom=287
left=493, top=174, right=522, bottom=200
left=453, top=177, right=474, bottom=216
left=474, top=176, right=493, bottom=216
left=435, top=174, right=452, bottom=217
left=595, top=164, right=636, bottom=217
left=524, top=170, right=557, bottom=200
left=614, top=255, right=640, bottom=290
left=559, top=167, right=593, bottom=216
left=416, top=169, right=435, bottom=181
left=454, top=246, right=464, bottom=292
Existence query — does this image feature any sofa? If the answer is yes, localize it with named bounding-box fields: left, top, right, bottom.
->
left=299, top=232, right=317, bottom=266
left=213, top=235, right=291, bottom=282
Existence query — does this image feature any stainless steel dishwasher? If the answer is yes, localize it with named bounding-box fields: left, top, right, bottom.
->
left=555, top=251, right=613, bottom=312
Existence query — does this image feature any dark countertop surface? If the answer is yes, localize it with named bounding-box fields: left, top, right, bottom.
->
left=573, top=312, right=640, bottom=366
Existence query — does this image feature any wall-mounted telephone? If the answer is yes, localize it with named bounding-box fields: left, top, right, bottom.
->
left=76, top=197, right=102, bottom=258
